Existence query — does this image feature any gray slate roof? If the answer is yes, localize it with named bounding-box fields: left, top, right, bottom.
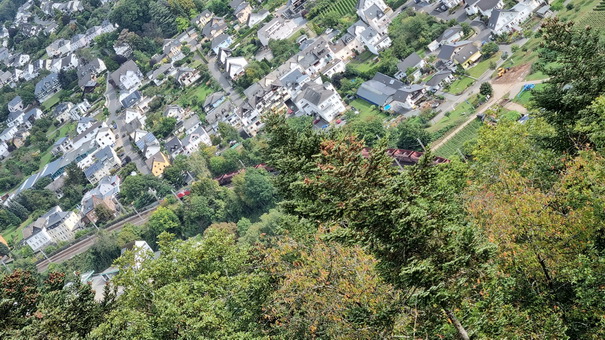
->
left=397, top=52, right=423, bottom=72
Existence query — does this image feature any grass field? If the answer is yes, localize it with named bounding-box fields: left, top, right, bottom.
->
left=350, top=99, right=388, bottom=120
left=433, top=118, right=483, bottom=158
left=3, top=216, right=34, bottom=245
left=427, top=100, right=475, bottom=133
left=514, top=83, right=545, bottom=107
left=178, top=84, right=214, bottom=106
left=468, top=52, right=501, bottom=78
left=446, top=76, right=474, bottom=95
left=348, top=51, right=376, bottom=73
left=41, top=91, right=63, bottom=111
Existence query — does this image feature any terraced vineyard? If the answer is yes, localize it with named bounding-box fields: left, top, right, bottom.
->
left=318, top=0, right=357, bottom=18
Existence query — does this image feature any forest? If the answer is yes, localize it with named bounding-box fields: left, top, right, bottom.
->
left=2, top=18, right=605, bottom=339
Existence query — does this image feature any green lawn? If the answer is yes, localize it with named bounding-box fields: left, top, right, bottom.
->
left=350, top=99, right=388, bottom=120
left=468, top=52, right=501, bottom=78
left=348, top=51, right=376, bottom=73
left=3, top=216, right=33, bottom=245
left=428, top=100, right=475, bottom=134
left=41, top=91, right=63, bottom=111
left=514, top=83, right=545, bottom=107
left=525, top=71, right=548, bottom=81
left=446, top=76, right=474, bottom=95
left=39, top=150, right=53, bottom=169
left=178, top=84, right=214, bottom=106
left=433, top=118, right=483, bottom=158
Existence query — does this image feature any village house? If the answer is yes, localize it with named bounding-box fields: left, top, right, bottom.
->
left=176, top=67, right=201, bottom=87
left=225, top=57, right=248, bottom=80
left=46, top=39, right=72, bottom=57
left=109, top=60, right=144, bottom=92
left=80, top=175, right=120, bottom=224
left=165, top=137, right=185, bottom=159
left=8, top=96, right=23, bottom=113
left=247, top=9, right=269, bottom=27
left=258, top=17, right=298, bottom=46
left=230, top=0, right=252, bottom=24
left=113, top=42, right=132, bottom=58
left=134, top=131, right=161, bottom=160
left=330, top=33, right=365, bottom=61
left=83, top=146, right=121, bottom=184
left=294, top=81, right=347, bottom=122
left=211, top=34, right=233, bottom=54
left=0, top=126, right=18, bottom=143
left=465, top=0, right=504, bottom=17
left=146, top=152, right=171, bottom=177
left=203, top=92, right=226, bottom=112
left=437, top=40, right=482, bottom=69
left=124, top=108, right=146, bottom=127
left=192, top=10, right=213, bottom=29
left=202, top=17, right=228, bottom=40
left=164, top=105, right=188, bottom=120
left=394, top=52, right=426, bottom=81
left=357, top=0, right=392, bottom=33
left=0, top=140, right=9, bottom=159
left=488, top=0, right=542, bottom=35
left=425, top=70, right=455, bottom=92
left=348, top=20, right=392, bottom=55
left=53, top=102, right=75, bottom=123
left=428, top=25, right=465, bottom=51
left=182, top=126, right=212, bottom=155
left=22, top=206, right=81, bottom=252
left=77, top=117, right=97, bottom=134
left=357, top=73, right=427, bottom=112
left=77, top=58, right=107, bottom=89
left=35, top=72, right=61, bottom=103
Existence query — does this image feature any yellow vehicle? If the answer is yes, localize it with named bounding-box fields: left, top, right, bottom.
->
left=497, top=67, right=509, bottom=78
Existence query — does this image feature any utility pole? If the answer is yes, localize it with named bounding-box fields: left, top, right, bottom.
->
left=171, top=189, right=183, bottom=204
left=416, top=137, right=427, bottom=152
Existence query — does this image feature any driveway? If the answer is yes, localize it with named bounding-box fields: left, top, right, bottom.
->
left=207, top=55, right=245, bottom=107
left=104, top=77, right=121, bottom=115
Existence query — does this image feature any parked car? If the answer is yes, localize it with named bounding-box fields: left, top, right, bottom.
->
left=176, top=190, right=191, bottom=198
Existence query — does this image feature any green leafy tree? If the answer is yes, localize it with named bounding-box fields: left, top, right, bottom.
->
left=232, top=168, right=276, bottom=212
left=480, top=42, right=499, bottom=58
left=479, top=82, right=493, bottom=97
left=533, top=18, right=605, bottom=150
left=94, top=204, right=114, bottom=224
left=345, top=114, right=386, bottom=147
left=283, top=136, right=489, bottom=339
left=90, top=227, right=268, bottom=338
left=0, top=242, right=9, bottom=257
left=261, top=236, right=401, bottom=339
left=390, top=120, right=432, bottom=151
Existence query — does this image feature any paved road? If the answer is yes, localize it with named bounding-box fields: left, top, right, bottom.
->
left=207, top=55, right=245, bottom=106
left=36, top=205, right=158, bottom=273
left=104, top=77, right=121, bottom=115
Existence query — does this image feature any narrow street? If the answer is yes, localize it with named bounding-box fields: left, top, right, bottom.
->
left=207, top=55, right=244, bottom=106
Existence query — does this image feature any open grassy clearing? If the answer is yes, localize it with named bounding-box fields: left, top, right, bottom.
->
left=446, top=76, right=474, bottom=95
left=514, top=83, right=546, bottom=107
left=349, top=99, right=388, bottom=120
left=178, top=84, right=214, bottom=106
left=427, top=100, right=475, bottom=133
left=467, top=52, right=501, bottom=78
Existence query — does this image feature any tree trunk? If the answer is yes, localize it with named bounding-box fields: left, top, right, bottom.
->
left=444, top=308, right=470, bottom=340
